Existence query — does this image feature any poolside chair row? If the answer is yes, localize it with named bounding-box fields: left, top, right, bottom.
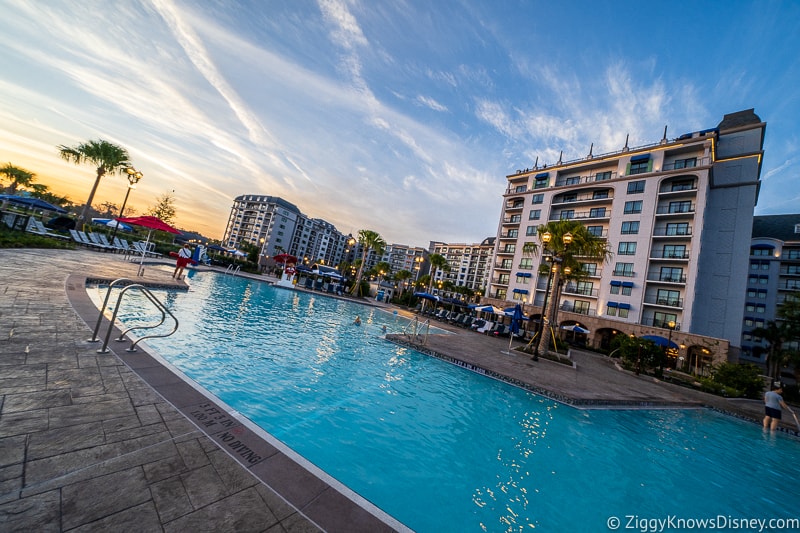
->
left=25, top=217, right=70, bottom=241
left=68, top=230, right=147, bottom=256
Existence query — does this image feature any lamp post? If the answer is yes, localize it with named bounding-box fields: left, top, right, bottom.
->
left=662, top=320, right=676, bottom=375
left=110, top=167, right=142, bottom=244
left=531, top=231, right=573, bottom=360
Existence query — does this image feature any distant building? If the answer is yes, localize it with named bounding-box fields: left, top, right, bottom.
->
left=429, top=238, right=495, bottom=296
left=487, top=109, right=766, bottom=363
left=222, top=195, right=348, bottom=267
left=741, top=214, right=800, bottom=373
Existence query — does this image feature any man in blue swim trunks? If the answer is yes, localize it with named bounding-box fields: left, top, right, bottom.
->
left=763, top=384, right=794, bottom=431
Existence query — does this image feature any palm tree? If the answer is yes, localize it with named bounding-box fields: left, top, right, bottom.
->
left=58, top=139, right=131, bottom=223
left=350, top=229, right=386, bottom=296
left=752, top=320, right=789, bottom=381
left=535, top=220, right=612, bottom=356
left=427, top=253, right=451, bottom=293
left=0, top=163, right=35, bottom=194
left=394, top=269, right=412, bottom=295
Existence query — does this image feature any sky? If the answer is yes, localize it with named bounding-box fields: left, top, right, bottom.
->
left=1, top=1, right=798, bottom=248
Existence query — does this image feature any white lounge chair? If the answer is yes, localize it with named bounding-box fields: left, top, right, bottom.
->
left=476, top=321, right=494, bottom=334
left=26, top=217, right=70, bottom=240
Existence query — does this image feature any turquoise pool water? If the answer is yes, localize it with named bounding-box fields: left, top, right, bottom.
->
left=91, top=272, right=800, bottom=532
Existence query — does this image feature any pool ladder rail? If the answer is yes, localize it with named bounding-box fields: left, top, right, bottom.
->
left=89, top=278, right=179, bottom=354
left=224, top=264, right=241, bottom=276
left=402, top=316, right=432, bottom=345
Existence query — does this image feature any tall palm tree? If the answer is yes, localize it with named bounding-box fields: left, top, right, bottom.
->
left=350, top=229, right=386, bottom=296
left=58, top=139, right=131, bottom=223
left=535, top=220, right=612, bottom=356
left=394, top=269, right=412, bottom=295
left=427, top=253, right=450, bottom=293
left=752, top=320, right=789, bottom=381
left=0, top=163, right=35, bottom=194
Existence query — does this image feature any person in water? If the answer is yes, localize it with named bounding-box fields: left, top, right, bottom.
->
left=353, top=316, right=361, bottom=326
left=764, top=383, right=795, bottom=431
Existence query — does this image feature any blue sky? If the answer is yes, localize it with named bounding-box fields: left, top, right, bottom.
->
left=1, top=1, right=798, bottom=247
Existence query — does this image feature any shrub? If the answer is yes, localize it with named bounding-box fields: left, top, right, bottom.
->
left=711, top=362, right=764, bottom=399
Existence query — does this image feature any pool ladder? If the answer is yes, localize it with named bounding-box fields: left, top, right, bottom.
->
left=225, top=264, right=241, bottom=276
left=89, top=278, right=179, bottom=354
left=402, top=316, right=432, bottom=345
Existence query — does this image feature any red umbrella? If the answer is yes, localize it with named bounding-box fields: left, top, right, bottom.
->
left=116, top=216, right=181, bottom=275
left=116, top=215, right=181, bottom=234
left=273, top=253, right=297, bottom=265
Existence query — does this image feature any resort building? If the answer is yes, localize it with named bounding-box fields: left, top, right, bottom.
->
left=381, top=243, right=428, bottom=278
left=222, top=195, right=348, bottom=267
left=429, top=238, right=495, bottom=296
left=740, top=214, right=800, bottom=375
left=487, top=109, right=766, bottom=363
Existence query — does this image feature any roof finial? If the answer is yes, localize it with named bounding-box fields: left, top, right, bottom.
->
left=587, top=143, right=593, bottom=159
left=661, top=125, right=668, bottom=144
left=557, top=151, right=563, bottom=165
left=534, top=156, right=538, bottom=169
left=623, top=133, right=629, bottom=151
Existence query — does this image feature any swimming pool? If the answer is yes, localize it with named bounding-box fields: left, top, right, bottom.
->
left=91, top=271, right=800, bottom=531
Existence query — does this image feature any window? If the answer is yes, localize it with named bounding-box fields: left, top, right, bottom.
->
left=561, top=193, right=578, bottom=203
left=581, top=263, right=598, bottom=276
left=629, top=160, right=650, bottom=175
left=662, top=245, right=686, bottom=259
left=502, top=244, right=516, bottom=253
left=589, top=207, right=607, bottom=218
left=751, top=247, right=772, bottom=256
left=624, top=201, right=643, bottom=214
left=618, top=307, right=630, bottom=318
left=573, top=301, right=590, bottom=314
left=789, top=264, right=800, bottom=274
left=660, top=267, right=683, bottom=282
left=500, top=259, right=512, bottom=268
left=495, top=289, right=507, bottom=299
left=587, top=225, right=604, bottom=237
left=576, top=281, right=593, bottom=296
left=518, top=258, right=533, bottom=269
left=529, top=210, right=541, bottom=220
left=565, top=176, right=581, bottom=185
left=610, top=284, right=620, bottom=295
left=668, top=201, right=692, bottom=213
left=532, top=194, right=544, bottom=204
left=560, top=210, right=574, bottom=220
left=497, top=274, right=510, bottom=284
left=526, top=226, right=537, bottom=236
left=621, top=284, right=633, bottom=296
left=621, top=221, right=640, bottom=235
left=787, top=250, right=800, bottom=259
left=514, top=185, right=527, bottom=193
left=595, top=171, right=612, bottom=181
left=613, top=263, right=634, bottom=276
left=653, top=312, right=677, bottom=328
left=657, top=289, right=681, bottom=306
left=534, top=176, right=549, bottom=189
left=666, top=222, right=690, bottom=236
left=671, top=179, right=694, bottom=191
left=515, top=274, right=530, bottom=284
left=607, top=304, right=617, bottom=316
left=674, top=157, right=697, bottom=169
left=506, top=229, right=518, bottom=238
left=509, top=214, right=521, bottom=223
left=618, top=242, right=637, bottom=255
left=593, top=190, right=609, bottom=199
left=627, top=180, right=645, bottom=194
left=512, top=291, right=525, bottom=301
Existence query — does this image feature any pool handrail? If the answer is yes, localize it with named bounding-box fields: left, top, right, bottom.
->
left=93, top=279, right=179, bottom=353
left=402, top=316, right=432, bottom=345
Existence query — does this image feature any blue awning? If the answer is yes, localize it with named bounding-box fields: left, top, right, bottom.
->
left=631, top=154, right=650, bottom=162
left=607, top=302, right=619, bottom=308
left=535, top=172, right=549, bottom=178
left=621, top=281, right=634, bottom=288
left=512, top=288, right=529, bottom=294
left=610, top=280, right=622, bottom=286
left=516, top=272, right=532, bottom=278
left=642, top=335, right=678, bottom=349
left=618, top=303, right=631, bottom=310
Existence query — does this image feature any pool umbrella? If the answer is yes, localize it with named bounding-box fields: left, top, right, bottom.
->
left=117, top=215, right=181, bottom=275
left=0, top=194, right=67, bottom=213
left=413, top=292, right=440, bottom=302
left=273, top=253, right=297, bottom=266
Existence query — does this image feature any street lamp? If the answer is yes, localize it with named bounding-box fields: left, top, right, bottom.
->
left=662, top=320, right=676, bottom=375
left=532, top=231, right=573, bottom=361
left=110, top=167, right=142, bottom=244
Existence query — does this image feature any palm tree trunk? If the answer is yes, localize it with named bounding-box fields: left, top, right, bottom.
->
left=79, top=168, right=105, bottom=223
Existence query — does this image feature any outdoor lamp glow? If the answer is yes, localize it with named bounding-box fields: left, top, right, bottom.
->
left=542, top=231, right=552, bottom=244
left=562, top=232, right=573, bottom=245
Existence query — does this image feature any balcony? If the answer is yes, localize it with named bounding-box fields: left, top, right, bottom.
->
left=643, top=296, right=684, bottom=308
left=502, top=216, right=522, bottom=225
left=562, top=284, right=599, bottom=298
left=653, top=227, right=693, bottom=237
left=560, top=302, right=596, bottom=316
left=649, top=249, right=691, bottom=260
left=505, top=202, right=525, bottom=212
left=548, top=209, right=610, bottom=221
left=499, top=232, right=518, bottom=240
left=655, top=204, right=695, bottom=216
left=646, top=272, right=687, bottom=284
left=552, top=192, right=614, bottom=205
left=641, top=317, right=682, bottom=330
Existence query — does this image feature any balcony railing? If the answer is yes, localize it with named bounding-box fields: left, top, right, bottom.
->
left=553, top=172, right=618, bottom=187
left=552, top=193, right=614, bottom=205
left=612, top=269, right=636, bottom=277
left=560, top=302, right=596, bottom=316
left=650, top=250, right=690, bottom=260
left=646, top=272, right=687, bottom=283
left=548, top=209, right=610, bottom=221
left=643, top=296, right=684, bottom=308
left=656, top=204, right=695, bottom=215
left=640, top=317, right=682, bottom=330
left=653, top=227, right=693, bottom=237
left=562, top=285, right=599, bottom=297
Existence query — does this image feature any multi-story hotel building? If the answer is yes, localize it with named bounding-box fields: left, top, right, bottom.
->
left=487, top=109, right=766, bottom=361
left=741, top=214, right=800, bottom=374
left=430, top=238, right=496, bottom=296
left=222, top=195, right=348, bottom=267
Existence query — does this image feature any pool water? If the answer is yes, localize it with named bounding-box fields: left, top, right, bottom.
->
left=91, top=272, right=800, bottom=532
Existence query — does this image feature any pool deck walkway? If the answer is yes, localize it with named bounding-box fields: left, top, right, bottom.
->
left=1, top=248, right=797, bottom=532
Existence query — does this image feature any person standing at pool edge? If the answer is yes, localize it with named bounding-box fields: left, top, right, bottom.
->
left=763, top=383, right=794, bottom=431
left=173, top=243, right=192, bottom=280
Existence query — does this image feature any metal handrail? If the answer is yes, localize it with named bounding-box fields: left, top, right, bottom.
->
left=93, top=280, right=179, bottom=353
left=225, top=264, right=241, bottom=276
left=402, top=316, right=432, bottom=345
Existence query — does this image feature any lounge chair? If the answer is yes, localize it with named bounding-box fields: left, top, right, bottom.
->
left=461, top=316, right=474, bottom=329
left=81, top=231, right=114, bottom=251
left=96, top=233, right=125, bottom=252
left=476, top=321, right=494, bottom=334
left=448, top=313, right=464, bottom=324
left=113, top=237, right=135, bottom=255
left=70, top=230, right=105, bottom=250
left=26, top=217, right=69, bottom=240
left=492, top=324, right=510, bottom=337
left=470, top=319, right=486, bottom=331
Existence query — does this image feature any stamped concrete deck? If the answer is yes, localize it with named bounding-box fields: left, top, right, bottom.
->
left=0, top=248, right=796, bottom=532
